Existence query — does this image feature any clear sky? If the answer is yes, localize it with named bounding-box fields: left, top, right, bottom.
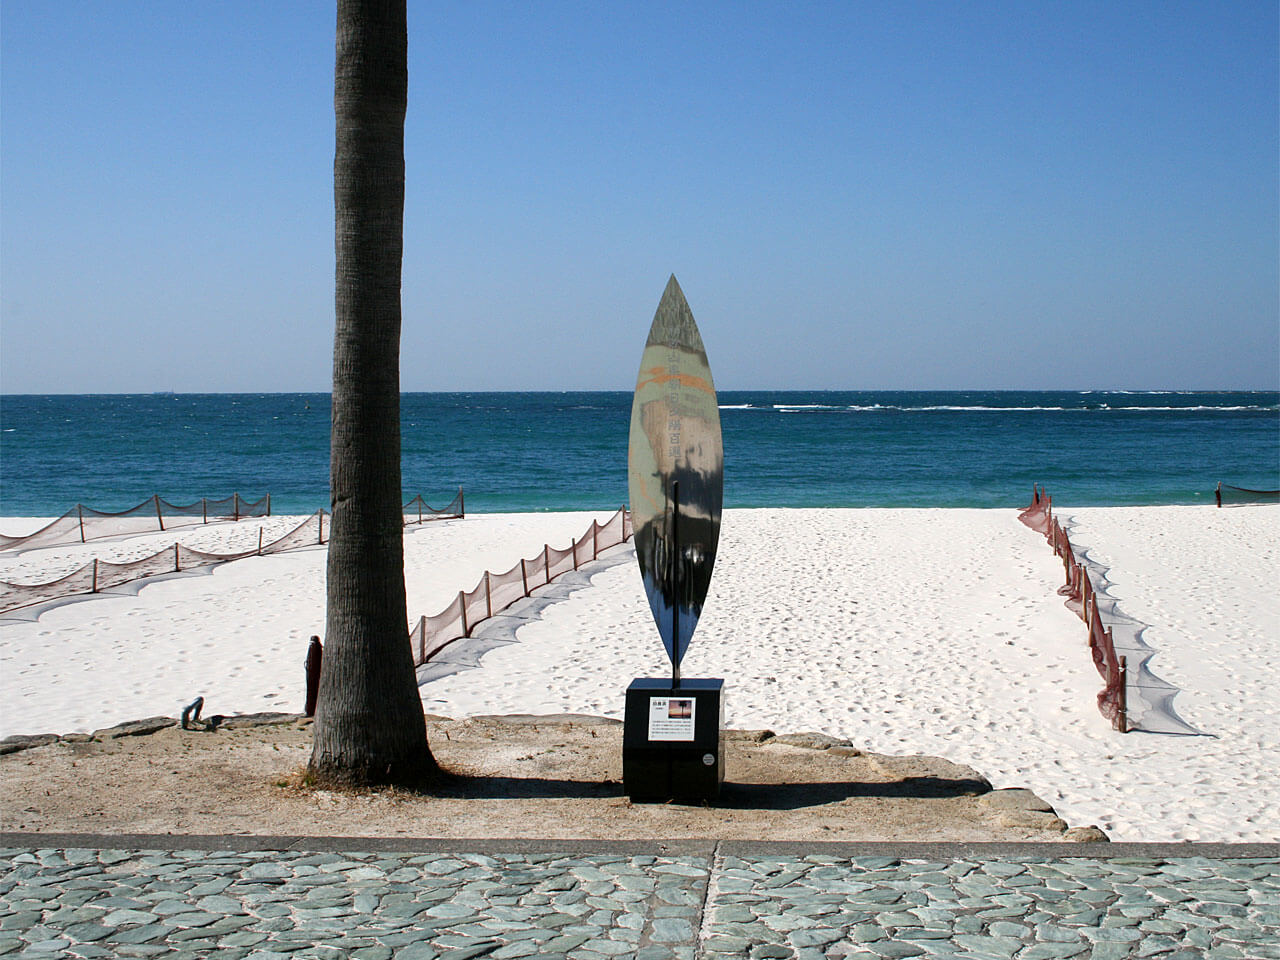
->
left=2, top=1, right=1277, bottom=393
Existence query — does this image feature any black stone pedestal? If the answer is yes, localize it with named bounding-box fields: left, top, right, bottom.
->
left=623, top=677, right=724, bottom=803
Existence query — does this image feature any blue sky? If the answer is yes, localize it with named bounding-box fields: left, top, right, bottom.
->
left=2, top=1, right=1276, bottom=392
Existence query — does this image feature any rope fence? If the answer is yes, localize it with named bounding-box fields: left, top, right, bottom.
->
left=1215, top=482, right=1280, bottom=507
left=1019, top=486, right=1128, bottom=732
left=410, top=505, right=632, bottom=666
left=0, top=488, right=464, bottom=615
left=0, top=493, right=271, bottom=553
left=403, top=488, right=464, bottom=525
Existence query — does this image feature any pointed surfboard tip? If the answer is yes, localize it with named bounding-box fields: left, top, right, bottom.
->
left=648, top=275, right=704, bottom=352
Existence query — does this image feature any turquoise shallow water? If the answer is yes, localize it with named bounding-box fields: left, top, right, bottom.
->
left=0, top=391, right=1276, bottom=515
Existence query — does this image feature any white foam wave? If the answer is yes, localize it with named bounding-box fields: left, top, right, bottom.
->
left=759, top=403, right=1275, bottom=414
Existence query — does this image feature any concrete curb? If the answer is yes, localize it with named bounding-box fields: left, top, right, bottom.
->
left=2, top=832, right=1276, bottom=860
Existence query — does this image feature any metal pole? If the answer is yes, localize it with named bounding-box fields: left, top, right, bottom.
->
left=671, top=480, right=680, bottom=689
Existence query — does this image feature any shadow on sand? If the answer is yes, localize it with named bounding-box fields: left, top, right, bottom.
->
left=432, top=772, right=989, bottom=808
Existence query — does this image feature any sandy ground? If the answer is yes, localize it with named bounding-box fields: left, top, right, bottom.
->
left=1, top=506, right=1276, bottom=843
left=0, top=714, right=1097, bottom=843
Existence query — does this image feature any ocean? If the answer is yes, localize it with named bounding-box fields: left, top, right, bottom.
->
left=1, top=391, right=1277, bottom=516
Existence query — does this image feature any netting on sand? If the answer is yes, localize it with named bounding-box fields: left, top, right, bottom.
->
left=0, top=494, right=271, bottom=553
left=1, top=487, right=463, bottom=556
left=0, top=489, right=461, bottom=615
left=1020, top=486, right=1200, bottom=736
left=403, top=488, right=465, bottom=524
left=0, top=512, right=330, bottom=615
left=1216, top=482, right=1280, bottom=507
left=408, top=506, right=632, bottom=666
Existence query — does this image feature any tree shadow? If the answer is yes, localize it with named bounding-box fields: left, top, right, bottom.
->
left=431, top=771, right=989, bottom=808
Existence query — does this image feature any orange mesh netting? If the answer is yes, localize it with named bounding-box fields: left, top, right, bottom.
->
left=0, top=562, right=97, bottom=612
left=1020, top=486, right=1199, bottom=736
left=410, top=506, right=632, bottom=666
left=0, top=511, right=329, bottom=616
left=0, top=488, right=459, bottom=615
left=1215, top=482, right=1280, bottom=506
left=0, top=493, right=271, bottom=553
left=403, top=488, right=465, bottom=525
left=487, top=561, right=527, bottom=614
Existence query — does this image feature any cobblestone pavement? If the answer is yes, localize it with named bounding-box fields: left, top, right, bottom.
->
left=0, top=837, right=1276, bottom=959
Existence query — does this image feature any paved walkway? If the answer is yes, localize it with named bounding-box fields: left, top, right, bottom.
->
left=1, top=835, right=1277, bottom=959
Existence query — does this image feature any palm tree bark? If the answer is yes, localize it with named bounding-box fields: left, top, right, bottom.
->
left=309, top=0, right=436, bottom=786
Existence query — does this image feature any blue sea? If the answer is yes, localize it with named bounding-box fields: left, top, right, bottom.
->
left=0, top=391, right=1276, bottom=516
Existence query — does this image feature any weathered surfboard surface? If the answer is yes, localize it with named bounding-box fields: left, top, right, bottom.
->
left=627, top=275, right=723, bottom=669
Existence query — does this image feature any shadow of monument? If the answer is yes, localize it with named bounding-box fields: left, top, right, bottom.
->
left=432, top=772, right=989, bottom=807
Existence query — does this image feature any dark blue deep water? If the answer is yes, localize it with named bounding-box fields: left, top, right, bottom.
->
left=1, top=391, right=1276, bottom=515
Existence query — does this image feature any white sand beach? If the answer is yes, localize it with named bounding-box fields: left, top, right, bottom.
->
left=1, top=505, right=1276, bottom=842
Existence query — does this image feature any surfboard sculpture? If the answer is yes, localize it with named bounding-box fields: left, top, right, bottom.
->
left=627, top=275, right=723, bottom=682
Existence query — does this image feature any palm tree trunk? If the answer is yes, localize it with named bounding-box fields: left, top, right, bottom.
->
left=309, top=0, right=436, bottom=787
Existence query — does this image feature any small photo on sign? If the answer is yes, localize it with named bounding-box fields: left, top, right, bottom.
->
left=648, top=695, right=696, bottom=741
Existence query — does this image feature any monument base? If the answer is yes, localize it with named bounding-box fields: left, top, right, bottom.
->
left=622, top=677, right=724, bottom=803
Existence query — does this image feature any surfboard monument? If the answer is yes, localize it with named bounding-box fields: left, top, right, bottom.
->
left=622, top=276, right=726, bottom=802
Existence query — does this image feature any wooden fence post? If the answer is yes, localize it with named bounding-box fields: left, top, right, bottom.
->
left=459, top=487, right=465, bottom=517
left=78, top=505, right=86, bottom=543
left=266, top=493, right=271, bottom=517
left=417, top=616, right=427, bottom=664
left=173, top=542, right=180, bottom=572
left=234, top=493, right=240, bottom=522
left=521, top=558, right=529, bottom=597
left=202, top=498, right=208, bottom=524
left=593, top=521, right=599, bottom=559
left=318, top=511, right=325, bottom=544
left=484, top=572, right=493, bottom=620
left=258, top=527, right=264, bottom=555
left=1118, top=651, right=1128, bottom=733
left=92, top=559, right=98, bottom=592
left=155, top=494, right=165, bottom=532
left=459, top=591, right=469, bottom=637
left=572, top=538, right=579, bottom=571
left=543, top=544, right=550, bottom=584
